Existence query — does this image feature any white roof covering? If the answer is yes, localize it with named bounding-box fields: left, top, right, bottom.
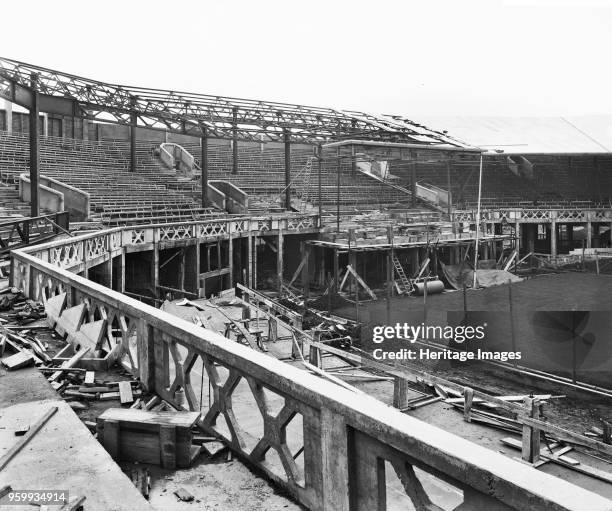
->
left=411, top=115, right=612, bottom=154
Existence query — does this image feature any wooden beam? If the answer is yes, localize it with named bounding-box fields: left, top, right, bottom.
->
left=0, top=407, right=58, bottom=471
left=346, top=265, right=377, bottom=300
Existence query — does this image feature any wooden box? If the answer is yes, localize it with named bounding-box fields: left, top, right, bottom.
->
left=96, top=408, right=201, bottom=469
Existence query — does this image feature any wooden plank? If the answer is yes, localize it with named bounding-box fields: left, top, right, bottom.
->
left=98, top=408, right=200, bottom=428
left=501, top=437, right=612, bottom=484
left=1, top=351, right=35, bottom=370
left=346, top=265, right=377, bottom=300
left=49, top=347, right=91, bottom=383
left=118, top=381, right=134, bottom=404
left=0, top=407, right=58, bottom=471
left=288, top=253, right=308, bottom=287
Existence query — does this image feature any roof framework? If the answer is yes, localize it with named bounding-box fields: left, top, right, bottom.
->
left=0, top=56, right=473, bottom=147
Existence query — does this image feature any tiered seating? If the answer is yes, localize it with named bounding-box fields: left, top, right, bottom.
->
left=0, top=132, right=220, bottom=225
left=390, top=155, right=612, bottom=210
left=163, top=143, right=424, bottom=213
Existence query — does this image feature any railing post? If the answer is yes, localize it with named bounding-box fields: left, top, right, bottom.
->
left=137, top=319, right=155, bottom=391
left=393, top=376, right=410, bottom=409
left=521, top=397, right=541, bottom=464
left=319, top=408, right=350, bottom=511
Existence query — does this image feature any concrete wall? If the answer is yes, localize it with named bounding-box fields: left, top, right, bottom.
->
left=19, top=177, right=64, bottom=214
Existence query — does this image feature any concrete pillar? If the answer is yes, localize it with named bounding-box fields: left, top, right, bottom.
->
left=515, top=221, right=521, bottom=254
left=550, top=219, right=557, bottom=256
left=4, top=100, right=13, bottom=133
left=42, top=113, right=48, bottom=137
left=29, top=77, right=40, bottom=218
left=586, top=220, right=592, bottom=249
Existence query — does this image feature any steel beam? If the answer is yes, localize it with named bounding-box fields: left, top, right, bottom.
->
left=29, top=75, right=39, bottom=217
left=0, top=56, right=477, bottom=147
left=284, top=130, right=291, bottom=211
left=129, top=109, right=137, bottom=172
left=201, top=129, right=208, bottom=208
left=232, top=107, right=238, bottom=174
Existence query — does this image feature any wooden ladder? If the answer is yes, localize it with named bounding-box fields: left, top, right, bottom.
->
left=392, top=256, right=411, bottom=294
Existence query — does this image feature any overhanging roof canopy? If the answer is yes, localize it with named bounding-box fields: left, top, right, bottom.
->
left=0, top=56, right=476, bottom=147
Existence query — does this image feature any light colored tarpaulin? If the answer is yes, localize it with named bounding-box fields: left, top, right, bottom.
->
left=440, top=261, right=522, bottom=290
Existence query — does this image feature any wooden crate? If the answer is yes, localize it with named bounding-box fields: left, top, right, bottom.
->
left=96, top=408, right=201, bottom=469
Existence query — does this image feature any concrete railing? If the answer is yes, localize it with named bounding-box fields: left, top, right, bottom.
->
left=19, top=173, right=90, bottom=221
left=417, top=182, right=450, bottom=209
left=160, top=143, right=197, bottom=175
left=7, top=215, right=612, bottom=511
left=209, top=180, right=249, bottom=214
left=453, top=208, right=612, bottom=224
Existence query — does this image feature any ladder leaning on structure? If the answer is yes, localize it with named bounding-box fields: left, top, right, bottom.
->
left=392, top=256, right=411, bottom=294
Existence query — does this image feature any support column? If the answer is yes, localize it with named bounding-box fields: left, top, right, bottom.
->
left=336, top=148, right=341, bottom=232
left=201, top=129, right=208, bottom=207
left=333, top=248, right=339, bottom=294
left=195, top=242, right=201, bottom=296
left=152, top=244, right=159, bottom=301
left=253, top=236, right=258, bottom=290
left=318, top=145, right=323, bottom=219
left=515, top=221, right=521, bottom=254
left=284, top=130, right=291, bottom=211
left=586, top=220, right=592, bottom=249
left=277, top=230, right=284, bottom=295
left=232, top=107, right=238, bottom=175
left=42, top=113, right=48, bottom=137
left=5, top=100, right=12, bottom=133
left=228, top=233, right=233, bottom=288
left=247, top=234, right=253, bottom=288
left=179, top=248, right=186, bottom=293
left=29, top=75, right=40, bottom=218
left=446, top=159, right=453, bottom=215
left=550, top=219, right=557, bottom=257
left=129, top=108, right=137, bottom=173
left=301, top=243, right=310, bottom=312
left=410, top=158, right=417, bottom=208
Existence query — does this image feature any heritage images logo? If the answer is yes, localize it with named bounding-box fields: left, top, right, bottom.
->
left=372, top=323, right=487, bottom=344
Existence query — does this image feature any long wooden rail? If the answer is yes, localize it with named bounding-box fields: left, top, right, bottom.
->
left=8, top=215, right=612, bottom=511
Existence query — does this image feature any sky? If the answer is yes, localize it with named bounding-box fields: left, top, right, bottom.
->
left=3, top=0, right=612, bottom=118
